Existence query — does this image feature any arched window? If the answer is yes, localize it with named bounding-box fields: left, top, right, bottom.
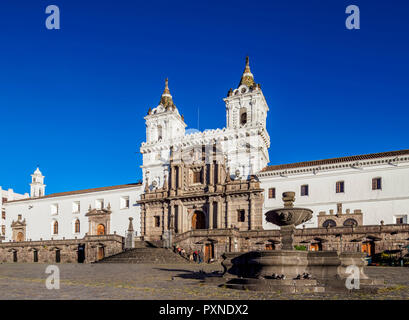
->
left=75, top=219, right=80, bottom=233
left=53, top=221, right=58, bottom=235
left=17, top=232, right=24, bottom=242
left=322, top=219, right=336, bottom=228
left=240, top=108, right=247, bottom=125
left=97, top=224, right=105, bottom=235
left=343, top=218, right=358, bottom=227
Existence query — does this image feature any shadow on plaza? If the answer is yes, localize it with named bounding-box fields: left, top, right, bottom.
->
left=154, top=267, right=224, bottom=281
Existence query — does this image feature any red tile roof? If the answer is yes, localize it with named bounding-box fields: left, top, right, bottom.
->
left=261, top=149, right=409, bottom=172
left=4, top=183, right=142, bottom=204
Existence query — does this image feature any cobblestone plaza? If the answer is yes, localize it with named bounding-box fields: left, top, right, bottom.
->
left=0, top=263, right=408, bottom=300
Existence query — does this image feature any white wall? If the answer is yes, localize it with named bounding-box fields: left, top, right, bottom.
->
left=3, top=186, right=143, bottom=242
left=259, top=162, right=409, bottom=229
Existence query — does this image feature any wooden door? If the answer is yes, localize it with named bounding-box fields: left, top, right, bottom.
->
left=265, top=244, right=273, bottom=250
left=192, top=211, right=205, bottom=230
left=310, top=243, right=319, bottom=251
left=97, top=247, right=105, bottom=260
left=204, top=244, right=214, bottom=262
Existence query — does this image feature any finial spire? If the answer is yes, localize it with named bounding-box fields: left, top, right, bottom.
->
left=159, top=78, right=176, bottom=110
left=163, top=78, right=170, bottom=95
left=239, top=56, right=255, bottom=88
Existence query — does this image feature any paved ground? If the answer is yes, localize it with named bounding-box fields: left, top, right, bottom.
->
left=0, top=263, right=408, bottom=300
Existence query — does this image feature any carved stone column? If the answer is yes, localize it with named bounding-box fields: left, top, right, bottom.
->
left=178, top=202, right=183, bottom=234
left=209, top=162, right=214, bottom=185
left=225, top=196, right=231, bottom=228
left=169, top=201, right=175, bottom=231
left=170, top=166, right=175, bottom=190
left=249, top=193, right=255, bottom=230
left=216, top=197, right=222, bottom=229
left=208, top=197, right=214, bottom=229
left=162, top=203, right=168, bottom=233
left=178, top=166, right=183, bottom=190
left=140, top=204, right=146, bottom=237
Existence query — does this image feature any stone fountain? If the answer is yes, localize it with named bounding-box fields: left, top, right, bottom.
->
left=221, top=192, right=384, bottom=293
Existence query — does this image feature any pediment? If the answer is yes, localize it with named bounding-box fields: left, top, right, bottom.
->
left=11, top=220, right=26, bottom=227
left=85, top=208, right=111, bottom=217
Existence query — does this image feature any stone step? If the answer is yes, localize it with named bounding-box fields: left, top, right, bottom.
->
left=97, top=245, right=190, bottom=264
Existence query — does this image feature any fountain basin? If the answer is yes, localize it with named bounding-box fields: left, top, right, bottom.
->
left=265, top=208, right=313, bottom=226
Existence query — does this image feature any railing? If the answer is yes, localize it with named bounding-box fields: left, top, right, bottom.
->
left=172, top=223, right=409, bottom=243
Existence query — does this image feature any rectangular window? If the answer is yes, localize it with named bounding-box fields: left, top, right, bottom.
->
left=2, top=210, right=5, bottom=220
left=51, top=204, right=59, bottom=215
left=336, top=181, right=344, bottom=193
left=193, top=171, right=201, bottom=184
left=120, top=196, right=130, bottom=209
left=395, top=215, right=407, bottom=224
left=237, top=210, right=245, bottom=222
left=268, top=188, right=276, bottom=199
left=154, top=216, right=160, bottom=228
left=95, top=199, right=104, bottom=210
left=301, top=185, right=309, bottom=196
left=372, top=177, right=382, bottom=190
left=1, top=225, right=5, bottom=235
left=72, top=201, right=80, bottom=213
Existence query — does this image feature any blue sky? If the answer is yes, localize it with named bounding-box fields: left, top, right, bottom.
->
left=0, top=0, right=408, bottom=195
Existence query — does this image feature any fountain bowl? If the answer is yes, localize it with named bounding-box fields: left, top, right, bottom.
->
left=265, top=208, right=313, bottom=226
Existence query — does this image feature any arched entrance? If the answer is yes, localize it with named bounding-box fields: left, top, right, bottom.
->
left=55, top=249, right=61, bottom=263
left=204, top=243, right=214, bottom=263
left=17, top=232, right=24, bottom=242
left=77, top=244, right=85, bottom=263
left=192, top=211, right=206, bottom=230
left=97, top=224, right=105, bottom=235
left=362, top=241, right=375, bottom=257
left=97, top=246, right=105, bottom=260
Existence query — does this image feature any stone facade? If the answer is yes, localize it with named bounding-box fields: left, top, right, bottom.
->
left=11, top=215, right=26, bottom=242
left=139, top=145, right=264, bottom=241
left=317, top=203, right=363, bottom=228
left=172, top=223, right=409, bottom=261
left=0, top=234, right=124, bottom=263
left=85, top=205, right=112, bottom=236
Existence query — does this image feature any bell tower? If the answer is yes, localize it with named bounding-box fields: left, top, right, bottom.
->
left=141, top=79, right=187, bottom=191
left=224, top=56, right=269, bottom=130
left=144, top=78, right=186, bottom=144
left=30, top=167, right=46, bottom=198
left=223, top=57, right=271, bottom=178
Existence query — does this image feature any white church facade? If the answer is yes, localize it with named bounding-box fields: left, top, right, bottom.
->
left=1, top=57, right=408, bottom=248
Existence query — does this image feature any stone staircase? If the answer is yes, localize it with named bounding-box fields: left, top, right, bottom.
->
left=96, top=241, right=190, bottom=264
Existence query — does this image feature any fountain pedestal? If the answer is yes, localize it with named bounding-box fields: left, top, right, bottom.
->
left=280, top=225, right=296, bottom=250
left=221, top=191, right=384, bottom=293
